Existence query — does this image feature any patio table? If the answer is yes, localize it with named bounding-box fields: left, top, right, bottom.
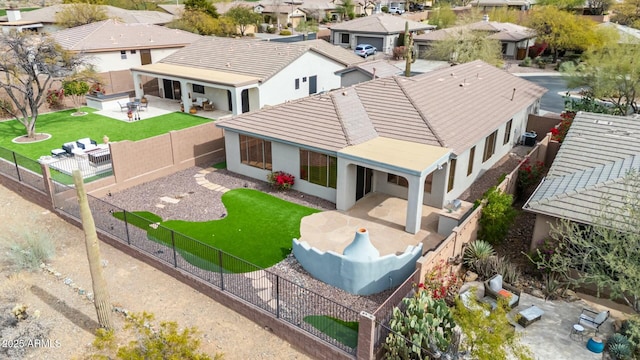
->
left=518, top=305, right=544, bottom=327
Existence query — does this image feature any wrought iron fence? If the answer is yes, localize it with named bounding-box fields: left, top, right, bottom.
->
left=0, top=146, right=47, bottom=192
left=52, top=181, right=361, bottom=355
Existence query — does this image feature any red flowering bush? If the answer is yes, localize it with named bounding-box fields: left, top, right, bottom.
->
left=517, top=158, right=545, bottom=193
left=421, top=260, right=459, bottom=300
left=267, top=171, right=295, bottom=190
left=550, top=111, right=575, bottom=143
left=46, top=88, right=65, bottom=109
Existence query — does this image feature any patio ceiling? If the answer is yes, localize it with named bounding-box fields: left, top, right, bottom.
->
left=131, top=63, right=261, bottom=87
left=338, top=137, right=451, bottom=176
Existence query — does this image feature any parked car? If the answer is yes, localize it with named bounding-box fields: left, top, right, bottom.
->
left=409, top=3, right=425, bottom=11
left=388, top=6, right=405, bottom=14
left=354, top=44, right=377, bottom=58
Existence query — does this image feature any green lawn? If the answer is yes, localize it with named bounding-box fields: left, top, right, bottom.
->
left=304, top=315, right=359, bottom=348
left=114, top=188, right=320, bottom=271
left=0, top=108, right=211, bottom=160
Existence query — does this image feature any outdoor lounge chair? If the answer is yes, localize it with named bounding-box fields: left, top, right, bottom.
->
left=483, top=274, right=521, bottom=308
left=118, top=101, right=128, bottom=112
left=76, top=138, right=97, bottom=150
left=579, top=308, right=609, bottom=334
left=62, top=142, right=81, bottom=156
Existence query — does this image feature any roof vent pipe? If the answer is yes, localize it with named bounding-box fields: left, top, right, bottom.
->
left=511, top=88, right=516, bottom=101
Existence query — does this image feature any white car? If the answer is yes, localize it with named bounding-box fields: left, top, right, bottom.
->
left=388, top=6, right=405, bottom=14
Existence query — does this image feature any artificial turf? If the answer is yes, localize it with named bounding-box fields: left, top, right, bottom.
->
left=0, top=108, right=211, bottom=160
left=113, top=188, right=320, bottom=271
left=304, top=315, right=359, bottom=349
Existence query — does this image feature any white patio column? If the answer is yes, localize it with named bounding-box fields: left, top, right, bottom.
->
left=336, top=157, right=356, bottom=211
left=405, top=173, right=426, bottom=234
left=231, top=87, right=243, bottom=115
left=132, top=72, right=143, bottom=99
left=180, top=80, right=191, bottom=112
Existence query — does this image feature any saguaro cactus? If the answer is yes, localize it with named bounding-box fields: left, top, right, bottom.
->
left=404, top=21, right=414, bottom=77
left=73, top=170, right=113, bottom=330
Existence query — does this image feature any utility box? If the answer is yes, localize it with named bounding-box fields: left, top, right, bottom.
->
left=522, top=131, right=537, bottom=146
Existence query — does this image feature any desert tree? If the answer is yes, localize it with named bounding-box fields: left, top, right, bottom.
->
left=425, top=27, right=503, bottom=67
left=55, top=3, right=109, bottom=28
left=528, top=170, right=640, bottom=313
left=566, top=44, right=640, bottom=115
left=295, top=19, right=319, bottom=40
left=184, top=0, right=219, bottom=18
left=224, top=5, right=263, bottom=36
left=73, top=170, right=113, bottom=330
left=0, top=31, right=82, bottom=138
left=427, top=5, right=457, bottom=29
left=611, top=0, right=640, bottom=27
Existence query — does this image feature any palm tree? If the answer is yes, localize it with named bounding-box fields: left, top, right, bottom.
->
left=336, top=0, right=356, bottom=20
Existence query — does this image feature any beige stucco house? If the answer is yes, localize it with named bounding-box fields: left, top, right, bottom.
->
left=329, top=13, right=435, bottom=54
left=216, top=60, right=546, bottom=234
left=523, top=112, right=640, bottom=250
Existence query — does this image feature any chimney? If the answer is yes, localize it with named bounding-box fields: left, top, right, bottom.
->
left=482, top=14, right=489, bottom=22
left=7, top=8, right=21, bottom=22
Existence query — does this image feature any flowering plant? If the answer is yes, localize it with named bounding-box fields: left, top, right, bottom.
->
left=267, top=171, right=295, bottom=190
left=420, top=260, right=459, bottom=300
left=550, top=111, right=575, bottom=143
left=517, top=158, right=545, bottom=192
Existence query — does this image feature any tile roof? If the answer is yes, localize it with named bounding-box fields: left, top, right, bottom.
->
left=414, top=21, right=535, bottom=43
left=337, top=59, right=403, bottom=78
left=524, top=112, right=640, bottom=227
left=329, top=13, right=435, bottom=34
left=0, top=4, right=174, bottom=25
left=159, top=37, right=362, bottom=81
left=217, top=60, right=546, bottom=153
left=51, top=19, right=201, bottom=52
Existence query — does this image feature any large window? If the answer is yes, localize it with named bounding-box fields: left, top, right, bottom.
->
left=239, top=135, right=272, bottom=170
left=503, top=119, right=512, bottom=145
left=120, top=50, right=127, bottom=59
left=387, top=172, right=434, bottom=193
left=483, top=130, right=497, bottom=163
left=447, top=159, right=456, bottom=192
left=467, top=146, right=475, bottom=176
left=300, top=149, right=337, bottom=188
left=193, top=84, right=205, bottom=94
left=341, top=33, right=349, bottom=44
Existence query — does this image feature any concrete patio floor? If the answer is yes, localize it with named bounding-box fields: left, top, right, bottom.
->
left=93, top=95, right=232, bottom=122
left=298, top=192, right=447, bottom=256
left=512, top=292, right=620, bottom=359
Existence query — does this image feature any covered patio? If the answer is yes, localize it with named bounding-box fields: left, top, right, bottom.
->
left=93, top=95, right=232, bottom=122
left=299, top=192, right=448, bottom=256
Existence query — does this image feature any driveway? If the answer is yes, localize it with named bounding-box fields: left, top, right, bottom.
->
left=517, top=75, right=577, bottom=114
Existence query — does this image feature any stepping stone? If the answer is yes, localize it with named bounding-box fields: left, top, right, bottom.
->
left=160, top=196, right=180, bottom=204
left=155, top=204, right=165, bottom=208
left=257, top=289, right=273, bottom=302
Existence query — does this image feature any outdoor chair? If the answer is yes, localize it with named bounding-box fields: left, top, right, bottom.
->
left=483, top=274, right=521, bottom=309
left=76, top=138, right=97, bottom=151
left=579, top=308, right=609, bottom=334
left=202, top=101, right=214, bottom=111
left=62, top=142, right=80, bottom=156
left=118, top=101, right=128, bottom=112
left=139, top=101, right=148, bottom=111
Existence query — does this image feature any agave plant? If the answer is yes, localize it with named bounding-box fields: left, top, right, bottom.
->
left=463, top=240, right=495, bottom=269
left=609, top=342, right=632, bottom=360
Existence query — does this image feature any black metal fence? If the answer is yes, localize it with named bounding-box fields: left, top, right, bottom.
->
left=49, top=179, right=361, bottom=355
left=0, top=146, right=47, bottom=192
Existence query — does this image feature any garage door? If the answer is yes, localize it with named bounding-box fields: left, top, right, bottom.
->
left=355, top=36, right=384, bottom=53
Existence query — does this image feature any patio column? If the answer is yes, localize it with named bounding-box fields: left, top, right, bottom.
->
left=180, top=80, right=192, bottom=112
left=405, top=173, right=426, bottom=234
left=336, top=158, right=356, bottom=211
left=132, top=73, right=143, bottom=99
left=230, top=87, right=243, bottom=115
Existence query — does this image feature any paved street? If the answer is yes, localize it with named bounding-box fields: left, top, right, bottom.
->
left=517, top=74, right=576, bottom=114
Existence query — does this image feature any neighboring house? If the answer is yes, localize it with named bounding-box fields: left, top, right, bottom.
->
left=469, top=0, right=535, bottom=11
left=131, top=38, right=363, bottom=114
left=414, top=19, right=536, bottom=60
left=301, top=0, right=373, bottom=22
left=51, top=19, right=202, bottom=73
left=255, top=3, right=307, bottom=28
left=598, top=22, right=640, bottom=44
left=0, top=4, right=175, bottom=33
left=335, top=59, right=402, bottom=87
left=523, top=112, right=640, bottom=249
left=216, top=60, right=546, bottom=234
left=329, top=13, right=435, bottom=54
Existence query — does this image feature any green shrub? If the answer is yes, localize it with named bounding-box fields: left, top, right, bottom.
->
left=472, top=255, right=520, bottom=283
left=381, top=5, right=389, bottom=12
left=519, top=57, right=532, bottom=67
left=279, top=30, right=292, bottom=35
left=8, top=232, right=55, bottom=271
left=463, top=240, right=495, bottom=269
left=478, top=187, right=516, bottom=244
left=620, top=318, right=640, bottom=356
left=558, top=61, right=576, bottom=73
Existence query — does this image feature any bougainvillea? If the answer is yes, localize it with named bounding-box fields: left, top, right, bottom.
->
left=267, top=171, right=295, bottom=190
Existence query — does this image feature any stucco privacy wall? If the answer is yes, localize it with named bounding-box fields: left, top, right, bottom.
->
left=292, top=238, right=423, bottom=295
left=87, top=122, right=225, bottom=197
